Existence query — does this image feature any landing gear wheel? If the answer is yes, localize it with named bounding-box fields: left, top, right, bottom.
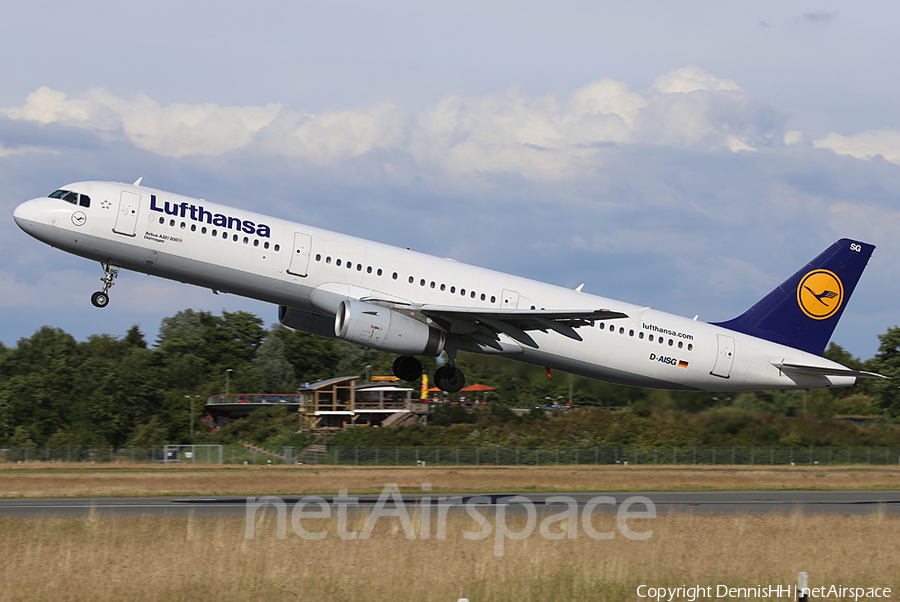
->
left=392, top=355, right=423, bottom=381
left=91, top=262, right=120, bottom=308
left=91, top=291, right=109, bottom=308
left=434, top=365, right=465, bottom=393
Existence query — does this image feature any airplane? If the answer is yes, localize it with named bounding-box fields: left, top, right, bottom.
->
left=12, top=179, right=886, bottom=393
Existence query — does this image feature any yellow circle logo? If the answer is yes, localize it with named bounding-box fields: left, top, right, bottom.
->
left=797, top=270, right=844, bottom=320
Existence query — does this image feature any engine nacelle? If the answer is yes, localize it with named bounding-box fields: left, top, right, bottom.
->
left=334, top=300, right=445, bottom=356
left=278, top=306, right=337, bottom=339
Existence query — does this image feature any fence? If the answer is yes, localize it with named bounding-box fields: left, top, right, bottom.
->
left=1, top=445, right=899, bottom=466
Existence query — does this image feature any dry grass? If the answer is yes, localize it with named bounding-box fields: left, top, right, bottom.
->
left=0, top=464, right=899, bottom=498
left=0, top=510, right=897, bottom=601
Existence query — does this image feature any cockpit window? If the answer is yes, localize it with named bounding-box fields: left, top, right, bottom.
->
left=49, top=189, right=89, bottom=207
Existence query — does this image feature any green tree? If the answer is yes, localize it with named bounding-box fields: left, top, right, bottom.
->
left=254, top=332, right=295, bottom=391
left=868, top=326, right=900, bottom=415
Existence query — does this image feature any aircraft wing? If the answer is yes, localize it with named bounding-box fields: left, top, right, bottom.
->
left=413, top=304, right=628, bottom=349
left=771, top=362, right=888, bottom=380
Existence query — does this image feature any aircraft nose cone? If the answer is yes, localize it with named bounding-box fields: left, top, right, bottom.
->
left=13, top=199, right=39, bottom=232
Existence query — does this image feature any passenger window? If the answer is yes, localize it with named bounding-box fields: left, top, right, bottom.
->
left=357, top=264, right=362, bottom=271
left=409, top=276, right=414, bottom=284
left=264, top=242, right=270, bottom=249
left=316, top=254, right=321, bottom=261
left=169, top=219, right=175, bottom=227
left=629, top=329, right=634, bottom=336
left=441, top=284, right=446, bottom=291
left=491, top=296, right=496, bottom=303
left=420, top=279, right=425, bottom=286
left=274, top=244, right=280, bottom=251
left=212, top=229, right=218, bottom=236
left=678, top=341, right=683, bottom=349
left=181, top=222, right=186, bottom=229
left=202, top=227, right=207, bottom=234
left=460, top=289, right=466, bottom=295
left=392, top=272, right=398, bottom=280
left=191, top=224, right=196, bottom=232
left=159, top=217, right=165, bottom=225
left=326, top=257, right=332, bottom=264
left=599, top=323, right=605, bottom=330
left=480, top=294, right=485, bottom=301
left=688, top=344, right=693, bottom=351
left=377, top=269, right=383, bottom=276
left=470, top=291, right=475, bottom=298
left=367, top=266, right=372, bottom=273
left=619, top=327, right=625, bottom=334
left=254, top=239, right=259, bottom=247
left=450, top=287, right=456, bottom=293
left=337, top=259, right=342, bottom=266
left=243, top=236, right=248, bottom=244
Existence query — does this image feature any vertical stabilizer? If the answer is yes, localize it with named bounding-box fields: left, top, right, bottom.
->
left=711, top=238, right=874, bottom=355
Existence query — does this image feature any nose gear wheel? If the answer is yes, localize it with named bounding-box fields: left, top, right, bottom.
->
left=91, top=263, right=119, bottom=308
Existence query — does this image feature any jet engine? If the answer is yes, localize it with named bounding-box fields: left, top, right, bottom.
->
left=334, top=299, right=445, bottom=356
left=278, top=306, right=338, bottom=339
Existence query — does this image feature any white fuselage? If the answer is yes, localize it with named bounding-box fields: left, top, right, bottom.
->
left=13, top=181, right=856, bottom=391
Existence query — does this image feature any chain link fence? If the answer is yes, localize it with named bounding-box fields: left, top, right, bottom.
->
left=1, top=445, right=898, bottom=466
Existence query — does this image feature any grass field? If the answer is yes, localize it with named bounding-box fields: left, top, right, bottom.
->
left=0, top=509, right=896, bottom=601
left=0, top=463, right=899, bottom=498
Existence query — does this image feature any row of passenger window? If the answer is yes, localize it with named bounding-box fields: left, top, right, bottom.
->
left=597, top=322, right=694, bottom=351
left=314, top=253, right=498, bottom=303
left=158, top=217, right=281, bottom=251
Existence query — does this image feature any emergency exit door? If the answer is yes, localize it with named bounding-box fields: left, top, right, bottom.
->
left=287, top=232, right=313, bottom=277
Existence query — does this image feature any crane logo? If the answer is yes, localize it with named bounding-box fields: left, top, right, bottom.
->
left=797, top=269, right=844, bottom=320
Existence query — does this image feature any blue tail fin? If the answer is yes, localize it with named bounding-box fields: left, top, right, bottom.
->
left=711, top=238, right=875, bottom=356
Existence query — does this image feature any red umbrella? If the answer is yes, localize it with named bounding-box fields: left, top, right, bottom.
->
left=460, top=384, right=495, bottom=392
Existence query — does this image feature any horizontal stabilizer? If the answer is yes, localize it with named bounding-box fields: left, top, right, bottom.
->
left=772, top=362, right=888, bottom=380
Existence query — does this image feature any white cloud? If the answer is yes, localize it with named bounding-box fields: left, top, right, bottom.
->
left=813, top=127, right=900, bottom=165
left=651, top=66, right=743, bottom=94
left=2, top=67, right=788, bottom=178
left=2, top=86, right=282, bottom=158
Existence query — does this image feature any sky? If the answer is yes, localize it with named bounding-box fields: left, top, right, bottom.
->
left=1, top=0, right=899, bottom=361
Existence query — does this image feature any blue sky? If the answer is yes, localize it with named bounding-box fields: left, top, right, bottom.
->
left=1, top=1, right=899, bottom=360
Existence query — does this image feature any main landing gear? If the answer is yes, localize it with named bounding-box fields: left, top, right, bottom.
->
left=91, top=263, right=119, bottom=308
left=392, top=354, right=467, bottom=393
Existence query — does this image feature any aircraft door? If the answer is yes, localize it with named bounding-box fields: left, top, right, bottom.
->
left=501, top=289, right=519, bottom=309
left=114, top=191, right=140, bottom=236
left=710, top=334, right=735, bottom=378
left=287, top=232, right=313, bottom=277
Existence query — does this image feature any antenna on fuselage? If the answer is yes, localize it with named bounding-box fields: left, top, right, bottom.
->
left=133, top=177, right=143, bottom=186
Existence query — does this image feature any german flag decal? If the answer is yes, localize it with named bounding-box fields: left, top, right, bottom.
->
left=678, top=360, right=689, bottom=368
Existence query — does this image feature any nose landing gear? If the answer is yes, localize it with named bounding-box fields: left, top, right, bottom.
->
left=91, top=263, right=119, bottom=308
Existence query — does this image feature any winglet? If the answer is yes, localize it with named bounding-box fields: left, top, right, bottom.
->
left=712, top=239, right=875, bottom=356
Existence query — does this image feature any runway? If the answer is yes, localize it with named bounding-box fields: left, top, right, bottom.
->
left=0, top=490, right=898, bottom=518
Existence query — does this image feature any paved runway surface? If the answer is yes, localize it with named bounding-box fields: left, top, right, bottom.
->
left=0, top=490, right=898, bottom=518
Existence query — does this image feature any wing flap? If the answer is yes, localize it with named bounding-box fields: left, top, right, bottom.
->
left=415, top=305, right=628, bottom=349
